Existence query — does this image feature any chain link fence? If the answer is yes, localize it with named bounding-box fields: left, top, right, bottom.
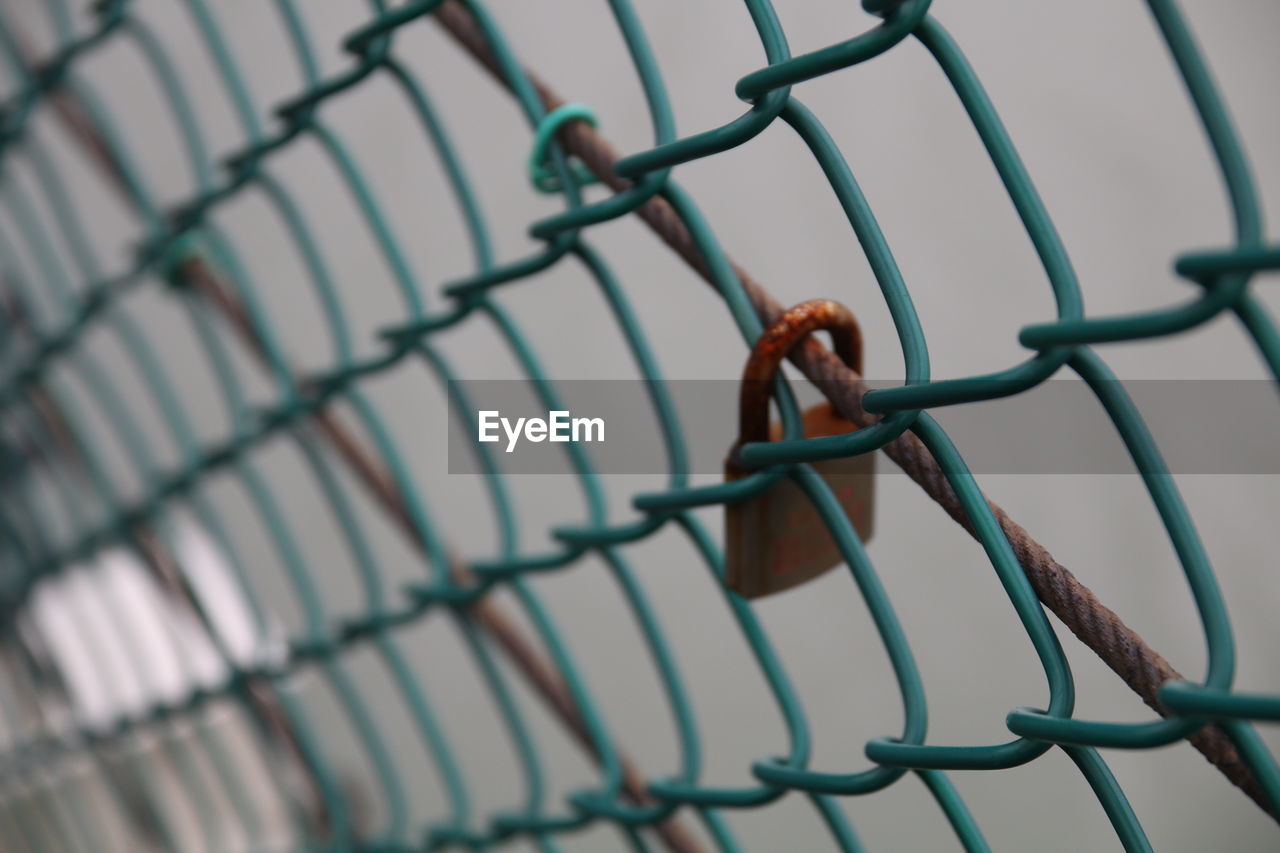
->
left=0, top=0, right=1277, bottom=850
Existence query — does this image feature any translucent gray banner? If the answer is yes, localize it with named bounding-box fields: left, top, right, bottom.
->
left=445, top=380, right=1280, bottom=475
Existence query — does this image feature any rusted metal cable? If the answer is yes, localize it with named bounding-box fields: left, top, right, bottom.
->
left=430, top=0, right=1270, bottom=816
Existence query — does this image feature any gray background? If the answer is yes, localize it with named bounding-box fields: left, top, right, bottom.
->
left=6, top=0, right=1280, bottom=850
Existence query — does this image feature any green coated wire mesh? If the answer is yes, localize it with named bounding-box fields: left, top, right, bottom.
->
left=0, top=0, right=1277, bottom=851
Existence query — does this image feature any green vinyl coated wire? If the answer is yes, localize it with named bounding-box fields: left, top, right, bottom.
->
left=0, top=0, right=1274, bottom=851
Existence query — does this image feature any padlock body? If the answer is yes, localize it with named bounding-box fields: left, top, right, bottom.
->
left=724, top=403, right=874, bottom=598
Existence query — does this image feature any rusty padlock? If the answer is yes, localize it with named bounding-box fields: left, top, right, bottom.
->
left=724, top=299, right=874, bottom=598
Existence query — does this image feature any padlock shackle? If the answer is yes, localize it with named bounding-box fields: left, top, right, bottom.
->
left=737, top=299, right=863, bottom=449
